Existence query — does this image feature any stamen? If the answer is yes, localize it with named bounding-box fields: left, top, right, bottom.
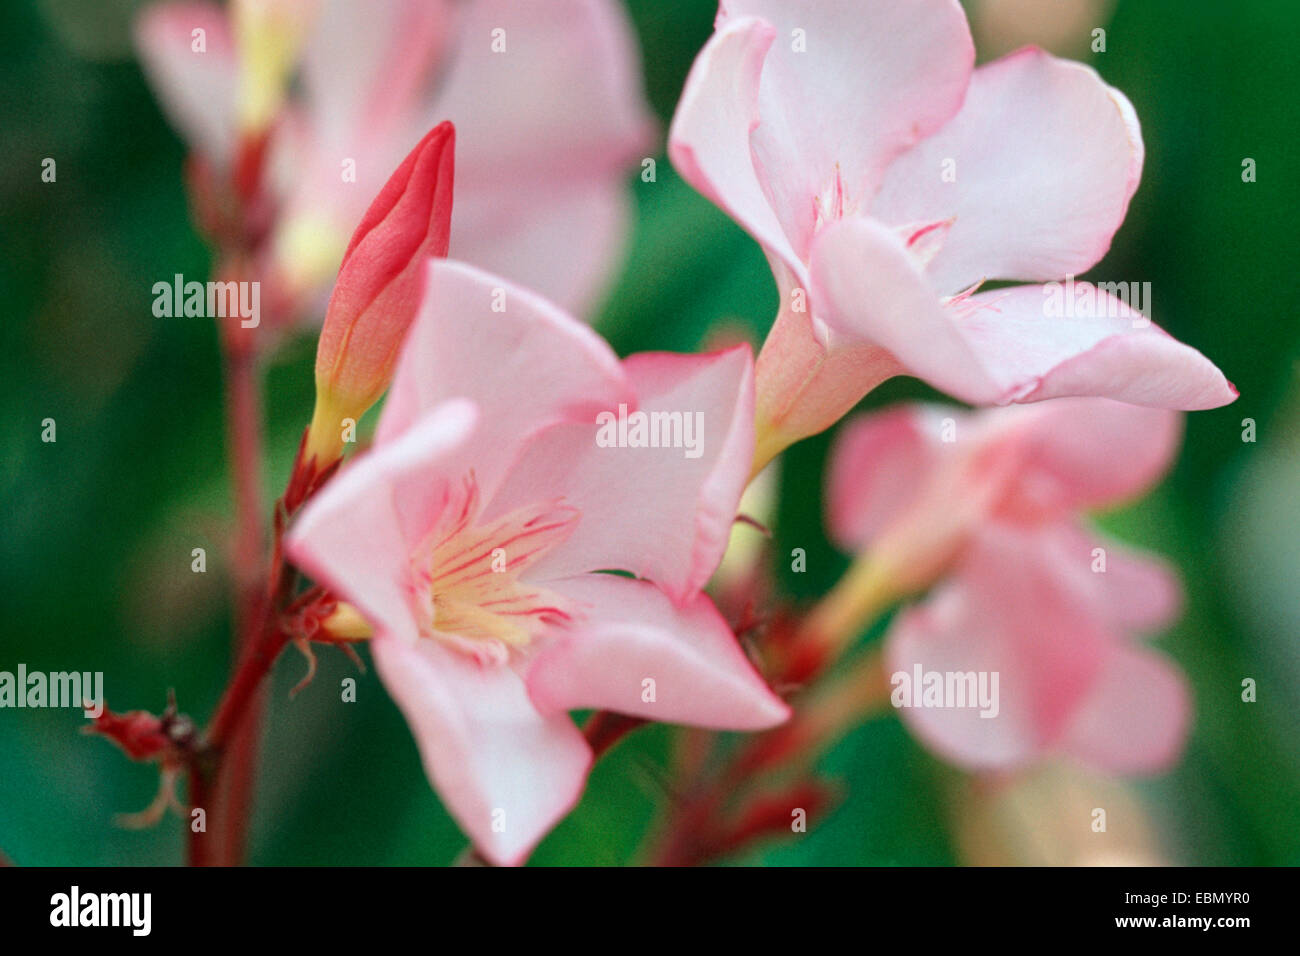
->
left=409, top=476, right=579, bottom=659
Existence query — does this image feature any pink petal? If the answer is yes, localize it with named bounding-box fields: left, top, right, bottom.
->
left=285, top=400, right=478, bottom=644
left=667, top=16, right=804, bottom=281
left=373, top=635, right=591, bottom=866
left=526, top=574, right=789, bottom=729
left=484, top=346, right=755, bottom=603
left=885, top=524, right=1112, bottom=769
left=809, top=217, right=1236, bottom=409
left=886, top=589, right=1053, bottom=769
left=449, top=174, right=632, bottom=318
left=1095, top=540, right=1183, bottom=634
left=1046, top=522, right=1184, bottom=635
left=135, top=1, right=238, bottom=164
left=825, top=405, right=948, bottom=552
left=723, top=0, right=974, bottom=262
left=376, top=259, right=633, bottom=503
left=872, top=47, right=1144, bottom=296
left=433, top=0, right=653, bottom=185
left=1059, top=644, right=1191, bottom=774
left=425, top=0, right=654, bottom=315
left=999, top=398, right=1183, bottom=515
left=298, top=0, right=455, bottom=155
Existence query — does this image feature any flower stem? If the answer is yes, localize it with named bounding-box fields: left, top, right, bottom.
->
left=187, top=566, right=295, bottom=866
left=202, top=315, right=270, bottom=866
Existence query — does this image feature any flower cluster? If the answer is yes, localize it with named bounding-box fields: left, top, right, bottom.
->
left=105, top=0, right=1236, bottom=866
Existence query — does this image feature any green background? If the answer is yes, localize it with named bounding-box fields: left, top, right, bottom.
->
left=2, top=0, right=1297, bottom=865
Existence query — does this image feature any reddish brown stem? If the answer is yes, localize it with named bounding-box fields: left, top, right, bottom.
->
left=188, top=586, right=293, bottom=866
left=199, top=320, right=269, bottom=866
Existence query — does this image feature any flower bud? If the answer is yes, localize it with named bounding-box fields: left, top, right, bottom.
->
left=305, top=121, right=455, bottom=468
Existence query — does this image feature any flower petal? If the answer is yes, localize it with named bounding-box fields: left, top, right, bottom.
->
left=135, top=1, right=238, bottom=164
left=809, top=217, right=1236, bottom=409
left=373, top=635, right=591, bottom=866
left=1047, top=522, right=1184, bottom=635
left=871, top=47, right=1144, bottom=295
left=1059, top=644, right=1191, bottom=774
left=527, top=574, right=789, bottom=729
left=825, top=405, right=948, bottom=552
left=724, top=0, right=974, bottom=261
left=449, top=174, right=632, bottom=318
left=997, top=398, right=1183, bottom=516
left=485, top=346, right=755, bottom=603
left=376, top=259, right=633, bottom=503
left=298, top=0, right=454, bottom=154
left=668, top=15, right=804, bottom=279
left=286, top=399, right=478, bottom=644
left=433, top=0, right=653, bottom=185
left=885, top=524, right=1112, bottom=769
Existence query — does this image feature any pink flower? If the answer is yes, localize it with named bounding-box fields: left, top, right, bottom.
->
left=136, top=0, right=654, bottom=317
left=826, top=399, right=1191, bottom=773
left=285, top=260, right=789, bottom=865
left=670, top=0, right=1234, bottom=465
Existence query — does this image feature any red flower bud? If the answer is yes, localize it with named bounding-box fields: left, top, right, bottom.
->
left=306, top=121, right=455, bottom=467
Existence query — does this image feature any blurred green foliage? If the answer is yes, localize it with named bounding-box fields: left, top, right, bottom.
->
left=1, top=0, right=1297, bottom=865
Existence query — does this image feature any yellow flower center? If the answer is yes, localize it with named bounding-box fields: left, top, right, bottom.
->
left=409, top=478, right=577, bottom=663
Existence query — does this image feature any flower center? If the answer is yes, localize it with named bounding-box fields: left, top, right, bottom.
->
left=812, top=163, right=858, bottom=234
left=408, top=477, right=577, bottom=664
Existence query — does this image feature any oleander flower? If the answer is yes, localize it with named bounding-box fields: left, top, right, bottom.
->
left=286, top=259, right=788, bottom=865
left=669, top=0, right=1235, bottom=470
left=826, top=399, right=1190, bottom=772
left=136, top=0, right=654, bottom=319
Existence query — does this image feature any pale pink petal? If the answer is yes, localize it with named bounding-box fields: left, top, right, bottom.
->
left=722, top=0, right=974, bottom=261
left=285, top=400, right=478, bottom=644
left=1095, top=540, right=1183, bottom=634
left=871, top=47, right=1144, bottom=296
left=963, top=285, right=1235, bottom=409
left=526, top=574, right=788, bottom=729
left=1059, top=644, right=1191, bottom=774
left=373, top=635, right=591, bottom=866
left=1046, top=522, right=1184, bottom=635
left=809, top=218, right=1237, bottom=410
left=485, top=346, right=755, bottom=603
left=135, top=1, right=238, bottom=164
left=299, top=0, right=455, bottom=155
left=886, top=589, right=1052, bottom=769
left=376, top=260, right=633, bottom=503
left=432, top=0, right=653, bottom=186
left=667, top=16, right=804, bottom=281
left=825, top=405, right=951, bottom=551
left=1006, top=398, right=1182, bottom=513
left=450, top=175, right=632, bottom=318
left=885, top=525, right=1111, bottom=769
left=422, top=0, right=652, bottom=314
